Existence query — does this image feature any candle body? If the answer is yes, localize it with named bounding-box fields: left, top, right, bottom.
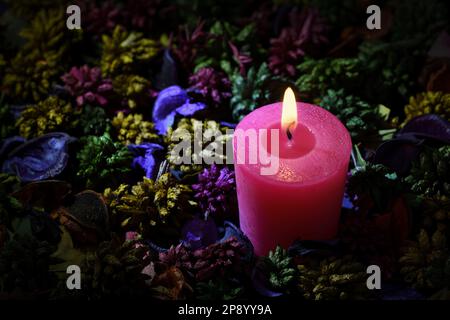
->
left=233, top=102, right=351, bottom=256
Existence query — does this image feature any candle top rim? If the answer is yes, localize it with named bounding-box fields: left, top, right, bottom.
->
left=233, top=102, right=352, bottom=184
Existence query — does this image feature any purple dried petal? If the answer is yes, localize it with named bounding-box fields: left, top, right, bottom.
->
left=152, top=85, right=206, bottom=134
left=1, top=133, right=75, bottom=182
left=181, top=217, right=218, bottom=250
left=128, top=143, right=164, bottom=179
left=399, top=114, right=450, bottom=144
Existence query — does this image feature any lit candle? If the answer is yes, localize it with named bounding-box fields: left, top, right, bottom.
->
left=233, top=88, right=352, bottom=255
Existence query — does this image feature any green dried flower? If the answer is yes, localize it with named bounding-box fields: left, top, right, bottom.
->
left=112, top=74, right=152, bottom=109
left=357, top=41, right=418, bottom=101
left=77, top=105, right=109, bottom=136
left=195, top=279, right=243, bottom=300
left=403, top=92, right=450, bottom=125
left=77, top=132, right=133, bottom=189
left=101, top=26, right=160, bottom=76
left=404, top=146, right=450, bottom=198
left=16, top=96, right=75, bottom=139
left=83, top=237, right=151, bottom=298
left=297, top=256, right=369, bottom=300
left=2, top=50, right=61, bottom=102
left=347, top=162, right=400, bottom=213
left=165, top=118, right=232, bottom=175
left=230, top=63, right=289, bottom=121
left=112, top=112, right=158, bottom=145
left=399, top=229, right=448, bottom=290
left=104, top=174, right=192, bottom=239
left=319, top=89, right=382, bottom=142
left=261, top=246, right=296, bottom=291
left=296, top=57, right=362, bottom=100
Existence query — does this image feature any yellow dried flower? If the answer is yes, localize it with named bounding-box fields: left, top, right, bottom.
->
left=112, top=112, right=159, bottom=145
left=112, top=74, right=152, bottom=109
left=403, top=92, right=450, bottom=126
left=101, top=26, right=160, bottom=76
left=16, top=96, right=75, bottom=139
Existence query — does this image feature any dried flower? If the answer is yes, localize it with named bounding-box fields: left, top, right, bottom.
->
left=112, top=112, right=159, bottom=145
left=112, top=74, right=152, bottom=109
left=171, top=22, right=208, bottom=74
left=399, top=229, right=448, bottom=290
left=104, top=173, right=192, bottom=230
left=403, top=92, right=450, bottom=126
left=19, top=9, right=81, bottom=62
left=319, top=89, right=382, bottom=141
left=61, top=65, right=113, bottom=108
left=297, top=255, right=369, bottom=300
left=128, top=143, right=164, bottom=179
left=76, top=105, right=109, bottom=136
left=192, top=165, right=236, bottom=219
left=152, top=86, right=206, bottom=135
left=101, top=25, right=160, bottom=76
left=160, top=237, right=249, bottom=282
left=269, top=7, right=328, bottom=77
left=404, top=146, right=450, bottom=198
left=83, top=237, right=152, bottom=298
left=16, top=96, right=75, bottom=139
left=259, top=246, right=296, bottom=291
left=78, top=0, right=122, bottom=36
left=230, top=63, right=280, bottom=121
left=165, top=118, right=232, bottom=174
left=2, top=50, right=61, bottom=103
left=77, top=132, right=133, bottom=189
left=296, top=57, right=362, bottom=100
left=189, top=67, right=231, bottom=107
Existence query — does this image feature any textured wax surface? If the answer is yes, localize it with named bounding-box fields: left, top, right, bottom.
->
left=233, top=102, right=352, bottom=184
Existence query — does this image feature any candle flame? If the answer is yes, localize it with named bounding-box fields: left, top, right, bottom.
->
left=281, top=87, right=297, bottom=133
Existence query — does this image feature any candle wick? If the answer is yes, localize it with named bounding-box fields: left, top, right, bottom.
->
left=286, top=122, right=294, bottom=141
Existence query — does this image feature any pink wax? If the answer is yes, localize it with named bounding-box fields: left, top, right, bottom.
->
left=233, top=102, right=352, bottom=256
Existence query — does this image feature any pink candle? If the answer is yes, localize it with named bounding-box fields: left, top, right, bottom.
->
left=233, top=88, right=352, bottom=256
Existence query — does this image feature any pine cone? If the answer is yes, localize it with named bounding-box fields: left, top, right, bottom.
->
left=112, top=112, right=159, bottom=145
left=297, top=255, right=369, bottom=300
left=83, top=237, right=151, bottom=298
left=16, top=96, right=75, bottom=139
